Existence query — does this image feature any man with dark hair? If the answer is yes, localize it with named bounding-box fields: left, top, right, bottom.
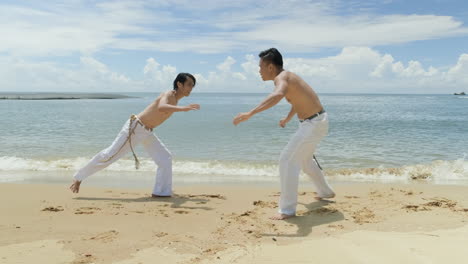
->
left=70, top=73, right=200, bottom=196
left=234, top=48, right=335, bottom=220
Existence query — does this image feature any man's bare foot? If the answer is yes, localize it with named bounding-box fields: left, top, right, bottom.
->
left=151, top=194, right=171, bottom=198
left=315, top=192, right=336, bottom=200
left=69, top=180, right=81, bottom=193
left=270, top=213, right=295, bottom=220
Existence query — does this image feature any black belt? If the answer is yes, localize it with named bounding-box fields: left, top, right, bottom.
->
left=299, top=109, right=326, bottom=122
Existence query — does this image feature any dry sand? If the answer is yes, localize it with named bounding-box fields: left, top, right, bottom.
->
left=1, top=183, right=467, bottom=263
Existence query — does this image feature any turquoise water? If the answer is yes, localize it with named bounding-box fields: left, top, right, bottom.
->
left=1, top=93, right=467, bottom=186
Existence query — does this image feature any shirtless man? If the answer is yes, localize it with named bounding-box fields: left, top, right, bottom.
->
left=70, top=73, right=199, bottom=196
left=233, top=48, right=335, bottom=220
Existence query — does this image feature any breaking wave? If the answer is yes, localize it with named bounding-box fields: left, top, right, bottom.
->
left=0, top=156, right=466, bottom=185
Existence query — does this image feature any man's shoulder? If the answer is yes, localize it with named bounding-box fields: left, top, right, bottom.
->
left=276, top=71, right=300, bottom=85
left=155, top=91, right=175, bottom=102
left=278, top=71, right=299, bottom=81
left=160, top=90, right=175, bottom=97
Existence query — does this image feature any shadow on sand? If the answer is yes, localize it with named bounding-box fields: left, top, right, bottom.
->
left=74, top=194, right=218, bottom=211
left=263, top=199, right=345, bottom=237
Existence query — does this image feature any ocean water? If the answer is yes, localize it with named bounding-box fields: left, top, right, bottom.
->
left=0, top=93, right=467, bottom=187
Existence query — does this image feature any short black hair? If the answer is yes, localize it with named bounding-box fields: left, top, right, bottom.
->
left=258, top=48, right=283, bottom=68
left=173, top=73, right=196, bottom=90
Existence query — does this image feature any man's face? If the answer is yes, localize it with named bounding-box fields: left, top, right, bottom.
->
left=178, top=78, right=195, bottom=96
left=258, top=58, right=271, bottom=81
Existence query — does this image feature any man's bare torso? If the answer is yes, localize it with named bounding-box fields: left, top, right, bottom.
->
left=137, top=91, right=177, bottom=129
left=277, top=71, right=324, bottom=120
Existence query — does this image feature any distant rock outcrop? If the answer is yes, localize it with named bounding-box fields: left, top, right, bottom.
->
left=0, top=93, right=135, bottom=100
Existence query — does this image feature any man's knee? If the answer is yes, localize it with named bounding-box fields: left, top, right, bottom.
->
left=279, top=150, right=293, bottom=166
left=156, top=152, right=172, bottom=167
left=97, top=149, right=115, bottom=163
left=302, top=158, right=319, bottom=173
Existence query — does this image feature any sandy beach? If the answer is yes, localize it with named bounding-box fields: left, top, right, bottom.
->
left=1, top=182, right=467, bottom=263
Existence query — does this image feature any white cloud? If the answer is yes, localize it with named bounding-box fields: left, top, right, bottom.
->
left=2, top=47, right=468, bottom=94
left=1, top=1, right=467, bottom=55
left=447, top=54, right=468, bottom=83
left=0, top=1, right=164, bottom=56
left=194, top=56, right=263, bottom=92
left=217, top=56, right=236, bottom=72
left=143, top=57, right=177, bottom=88
left=270, top=47, right=468, bottom=93
left=5, top=1, right=468, bottom=94
left=0, top=55, right=135, bottom=92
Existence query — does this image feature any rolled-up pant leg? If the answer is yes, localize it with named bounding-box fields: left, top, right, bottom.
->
left=73, top=120, right=148, bottom=182
left=142, top=134, right=173, bottom=196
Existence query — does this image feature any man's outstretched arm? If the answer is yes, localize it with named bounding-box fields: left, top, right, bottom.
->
left=158, top=93, right=200, bottom=113
left=159, top=103, right=200, bottom=113
left=233, top=81, right=287, bottom=125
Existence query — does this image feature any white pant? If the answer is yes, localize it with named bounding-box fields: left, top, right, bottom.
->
left=278, top=112, right=334, bottom=215
left=73, top=118, right=173, bottom=196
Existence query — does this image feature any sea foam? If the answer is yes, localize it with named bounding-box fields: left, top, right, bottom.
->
left=0, top=156, right=466, bottom=185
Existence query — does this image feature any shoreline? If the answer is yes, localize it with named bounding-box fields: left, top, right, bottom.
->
left=1, top=156, right=466, bottom=187
left=2, top=182, right=467, bottom=263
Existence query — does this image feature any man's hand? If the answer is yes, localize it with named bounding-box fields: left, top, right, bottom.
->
left=182, top=104, right=200, bottom=112
left=69, top=180, right=81, bottom=193
left=233, top=112, right=252, bottom=126
left=279, top=118, right=289, bottom=128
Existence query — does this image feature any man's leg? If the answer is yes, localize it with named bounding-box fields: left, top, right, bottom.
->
left=142, top=134, right=173, bottom=197
left=301, top=116, right=334, bottom=199
left=272, top=128, right=306, bottom=220
left=301, top=142, right=335, bottom=199
left=71, top=120, right=148, bottom=193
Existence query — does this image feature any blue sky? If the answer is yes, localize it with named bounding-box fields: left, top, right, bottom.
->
left=1, top=0, right=468, bottom=93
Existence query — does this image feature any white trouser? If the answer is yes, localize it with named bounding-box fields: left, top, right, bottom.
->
left=73, top=118, right=173, bottom=196
left=278, top=112, right=334, bottom=215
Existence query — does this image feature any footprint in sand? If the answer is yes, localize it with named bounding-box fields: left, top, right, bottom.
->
left=314, top=207, right=339, bottom=215
left=89, top=230, right=118, bottom=243
left=295, top=207, right=338, bottom=216
left=328, top=224, right=345, bottom=229
left=402, top=205, right=430, bottom=212
left=404, top=198, right=460, bottom=213
left=187, top=194, right=225, bottom=199
left=72, top=253, right=97, bottom=264
left=154, top=231, right=168, bottom=237
left=369, top=190, right=383, bottom=198
left=423, top=198, right=457, bottom=209
left=352, top=207, right=376, bottom=224
left=253, top=200, right=277, bottom=208
left=174, top=210, right=190, bottom=214
left=42, top=206, right=64, bottom=212
left=239, top=210, right=253, bottom=217
left=398, top=189, right=415, bottom=195
left=75, top=207, right=101, bottom=215
left=110, top=203, right=124, bottom=209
